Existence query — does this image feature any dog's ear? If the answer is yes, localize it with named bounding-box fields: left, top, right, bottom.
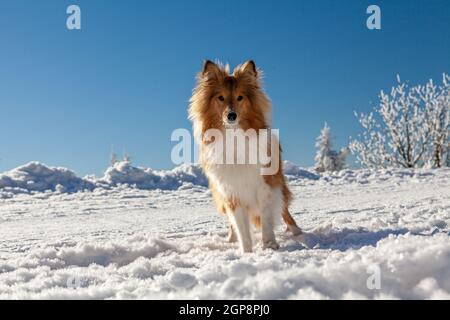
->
left=234, top=60, right=258, bottom=78
left=241, top=60, right=258, bottom=77
left=202, top=60, right=220, bottom=76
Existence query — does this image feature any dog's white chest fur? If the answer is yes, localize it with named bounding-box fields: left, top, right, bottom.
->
left=206, top=164, right=283, bottom=220
left=210, top=165, right=269, bottom=207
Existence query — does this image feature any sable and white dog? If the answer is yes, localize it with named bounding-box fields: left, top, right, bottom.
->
left=189, top=60, right=301, bottom=253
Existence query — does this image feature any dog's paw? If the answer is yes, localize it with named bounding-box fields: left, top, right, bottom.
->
left=263, top=240, right=280, bottom=250
left=240, top=244, right=253, bottom=253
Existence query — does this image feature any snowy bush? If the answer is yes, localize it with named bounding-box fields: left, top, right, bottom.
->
left=350, top=74, right=449, bottom=168
left=314, top=123, right=349, bottom=172
left=418, top=75, right=450, bottom=167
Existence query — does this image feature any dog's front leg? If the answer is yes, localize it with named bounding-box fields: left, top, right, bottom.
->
left=261, top=204, right=280, bottom=250
left=227, top=224, right=238, bottom=243
left=227, top=206, right=252, bottom=253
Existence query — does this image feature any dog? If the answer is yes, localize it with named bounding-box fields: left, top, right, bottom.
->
left=188, top=60, right=301, bottom=253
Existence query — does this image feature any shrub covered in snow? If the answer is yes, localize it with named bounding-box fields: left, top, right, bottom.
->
left=351, top=74, right=449, bottom=169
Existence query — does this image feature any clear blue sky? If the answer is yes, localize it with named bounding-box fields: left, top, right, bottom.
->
left=1, top=0, right=449, bottom=176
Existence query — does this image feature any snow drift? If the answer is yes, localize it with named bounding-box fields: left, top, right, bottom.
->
left=1, top=160, right=450, bottom=198
left=96, top=161, right=208, bottom=190
left=283, top=160, right=320, bottom=180
left=0, top=162, right=95, bottom=197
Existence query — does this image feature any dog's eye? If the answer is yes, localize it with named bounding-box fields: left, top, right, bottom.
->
left=218, top=96, right=225, bottom=101
left=237, top=96, right=244, bottom=102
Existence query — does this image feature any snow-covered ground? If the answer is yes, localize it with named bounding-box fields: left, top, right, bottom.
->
left=1, top=161, right=450, bottom=299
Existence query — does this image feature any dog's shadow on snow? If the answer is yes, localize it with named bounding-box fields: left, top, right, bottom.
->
left=280, top=227, right=412, bottom=252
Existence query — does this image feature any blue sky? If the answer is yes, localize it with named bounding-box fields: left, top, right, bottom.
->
left=1, top=0, right=449, bottom=176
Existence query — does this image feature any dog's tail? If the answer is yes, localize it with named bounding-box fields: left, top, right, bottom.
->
left=282, top=207, right=302, bottom=236
left=281, top=180, right=302, bottom=235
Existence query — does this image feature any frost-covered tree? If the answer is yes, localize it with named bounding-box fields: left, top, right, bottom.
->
left=416, top=74, right=450, bottom=167
left=315, top=123, right=349, bottom=172
left=110, top=152, right=117, bottom=166
left=447, top=145, right=450, bottom=167
left=124, top=154, right=131, bottom=163
left=350, top=74, right=450, bottom=168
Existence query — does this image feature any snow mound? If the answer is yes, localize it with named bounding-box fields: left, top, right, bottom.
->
left=22, top=237, right=177, bottom=269
left=96, top=161, right=208, bottom=190
left=283, top=161, right=319, bottom=180
left=0, top=162, right=95, bottom=197
left=1, top=160, right=449, bottom=197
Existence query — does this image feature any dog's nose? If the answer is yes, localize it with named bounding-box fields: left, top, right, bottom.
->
left=227, top=112, right=237, bottom=122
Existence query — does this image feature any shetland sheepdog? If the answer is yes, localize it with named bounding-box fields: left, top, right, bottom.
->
left=189, top=60, right=301, bottom=253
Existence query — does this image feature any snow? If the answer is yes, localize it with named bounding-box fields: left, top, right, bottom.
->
left=0, top=162, right=95, bottom=197
left=96, top=161, right=208, bottom=190
left=0, top=161, right=208, bottom=198
left=0, top=161, right=450, bottom=299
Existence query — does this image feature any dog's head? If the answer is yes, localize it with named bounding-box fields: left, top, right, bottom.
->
left=189, top=60, right=271, bottom=139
